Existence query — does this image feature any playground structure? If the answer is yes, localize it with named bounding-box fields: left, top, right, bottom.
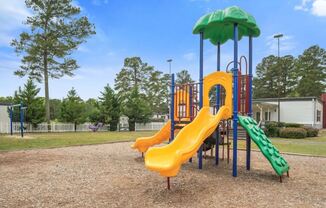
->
left=132, top=6, right=289, bottom=188
left=88, top=122, right=104, bottom=132
left=8, top=102, right=26, bottom=138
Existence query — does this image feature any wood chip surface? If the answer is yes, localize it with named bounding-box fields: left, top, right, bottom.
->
left=0, top=142, right=325, bottom=208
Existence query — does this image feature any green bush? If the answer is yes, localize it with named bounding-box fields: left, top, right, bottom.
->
left=277, top=122, right=285, bottom=128
left=303, top=127, right=319, bottom=137
left=284, top=123, right=303, bottom=128
left=265, top=121, right=281, bottom=137
left=279, top=127, right=307, bottom=139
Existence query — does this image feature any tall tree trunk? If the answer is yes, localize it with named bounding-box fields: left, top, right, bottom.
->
left=128, top=120, right=135, bottom=131
left=43, top=16, right=50, bottom=131
left=44, top=51, right=51, bottom=131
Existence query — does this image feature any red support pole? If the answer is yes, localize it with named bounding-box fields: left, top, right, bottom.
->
left=238, top=70, right=242, bottom=114
left=246, top=75, right=250, bottom=114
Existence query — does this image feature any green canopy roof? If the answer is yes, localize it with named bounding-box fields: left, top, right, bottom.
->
left=192, top=6, right=260, bottom=45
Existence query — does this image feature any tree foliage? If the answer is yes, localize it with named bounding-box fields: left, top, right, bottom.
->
left=176, top=69, right=194, bottom=85
left=115, top=57, right=160, bottom=130
left=115, top=57, right=154, bottom=100
left=60, top=88, right=85, bottom=130
left=253, top=55, right=296, bottom=98
left=98, top=85, right=120, bottom=131
left=253, top=45, right=326, bottom=98
left=11, top=0, right=95, bottom=124
left=295, top=45, right=326, bottom=97
left=49, top=99, right=62, bottom=121
left=123, top=88, right=152, bottom=131
left=146, top=71, right=169, bottom=116
left=12, top=79, right=45, bottom=126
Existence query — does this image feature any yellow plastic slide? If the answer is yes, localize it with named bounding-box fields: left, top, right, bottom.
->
left=131, top=120, right=171, bottom=153
left=145, top=106, right=231, bottom=177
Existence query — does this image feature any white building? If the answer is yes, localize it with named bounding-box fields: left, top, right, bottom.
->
left=253, top=97, right=323, bottom=129
left=0, top=104, right=10, bottom=133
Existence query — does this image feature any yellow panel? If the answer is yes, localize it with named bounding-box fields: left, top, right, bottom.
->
left=203, top=71, right=233, bottom=118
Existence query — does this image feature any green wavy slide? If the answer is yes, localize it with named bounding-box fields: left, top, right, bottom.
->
left=238, top=116, right=289, bottom=176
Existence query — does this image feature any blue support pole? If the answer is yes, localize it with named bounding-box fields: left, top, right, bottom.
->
left=198, top=32, right=204, bottom=169
left=232, top=24, right=239, bottom=177
left=10, top=106, right=13, bottom=135
left=246, top=36, right=253, bottom=170
left=19, top=102, right=24, bottom=138
left=189, top=85, right=193, bottom=163
left=215, top=42, right=221, bottom=165
left=170, top=74, right=175, bottom=142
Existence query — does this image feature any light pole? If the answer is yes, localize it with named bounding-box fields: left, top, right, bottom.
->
left=274, top=34, right=283, bottom=123
left=167, top=59, right=172, bottom=76
left=167, top=59, right=172, bottom=119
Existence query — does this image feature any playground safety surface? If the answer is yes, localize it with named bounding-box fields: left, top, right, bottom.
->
left=0, top=142, right=325, bottom=208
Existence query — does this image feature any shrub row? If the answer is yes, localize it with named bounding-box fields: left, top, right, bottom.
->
left=279, top=128, right=307, bottom=139
left=304, top=127, right=319, bottom=137
left=264, top=121, right=319, bottom=138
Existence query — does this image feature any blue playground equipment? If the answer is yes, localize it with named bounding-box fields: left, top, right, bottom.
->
left=8, top=102, right=27, bottom=138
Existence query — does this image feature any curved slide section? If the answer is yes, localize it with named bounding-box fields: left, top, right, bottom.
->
left=131, top=120, right=171, bottom=153
left=238, top=116, right=289, bottom=176
left=145, top=106, right=231, bottom=177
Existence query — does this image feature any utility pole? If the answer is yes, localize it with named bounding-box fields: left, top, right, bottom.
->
left=274, top=34, right=283, bottom=123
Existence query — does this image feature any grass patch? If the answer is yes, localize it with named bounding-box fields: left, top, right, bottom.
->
left=0, top=131, right=155, bottom=151
left=1, top=130, right=326, bottom=156
left=237, top=133, right=326, bottom=156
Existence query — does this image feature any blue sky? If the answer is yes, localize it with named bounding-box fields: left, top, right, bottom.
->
left=0, top=0, right=326, bottom=100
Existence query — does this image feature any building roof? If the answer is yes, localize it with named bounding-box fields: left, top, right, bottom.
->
left=253, top=97, right=322, bottom=103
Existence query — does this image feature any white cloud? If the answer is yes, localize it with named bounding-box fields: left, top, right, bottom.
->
left=0, top=0, right=30, bottom=47
left=266, top=34, right=296, bottom=55
left=312, top=0, right=326, bottom=16
left=295, top=0, right=326, bottom=16
left=183, top=52, right=196, bottom=61
left=294, top=0, right=312, bottom=11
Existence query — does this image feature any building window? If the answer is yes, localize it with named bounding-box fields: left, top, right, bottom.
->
left=264, top=112, right=269, bottom=121
left=317, top=110, right=321, bottom=122
left=256, top=112, right=261, bottom=122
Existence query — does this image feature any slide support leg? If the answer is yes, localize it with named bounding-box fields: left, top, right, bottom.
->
left=167, top=177, right=170, bottom=190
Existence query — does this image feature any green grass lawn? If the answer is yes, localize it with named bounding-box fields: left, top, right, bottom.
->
left=237, top=130, right=326, bottom=156
left=0, top=131, right=155, bottom=151
left=0, top=130, right=325, bottom=156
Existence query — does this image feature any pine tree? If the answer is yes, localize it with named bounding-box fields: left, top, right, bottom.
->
left=84, top=98, right=101, bottom=123
left=123, top=88, right=152, bottom=131
left=12, top=79, right=45, bottom=127
left=115, top=57, right=155, bottom=129
left=115, top=57, right=154, bottom=101
left=253, top=55, right=296, bottom=98
left=60, top=88, right=85, bottom=131
left=146, top=71, right=169, bottom=117
left=98, top=85, right=120, bottom=131
left=176, top=69, right=194, bottom=85
left=295, top=45, right=326, bottom=97
left=11, top=0, right=95, bottom=126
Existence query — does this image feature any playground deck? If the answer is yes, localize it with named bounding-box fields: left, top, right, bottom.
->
left=0, top=142, right=325, bottom=208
